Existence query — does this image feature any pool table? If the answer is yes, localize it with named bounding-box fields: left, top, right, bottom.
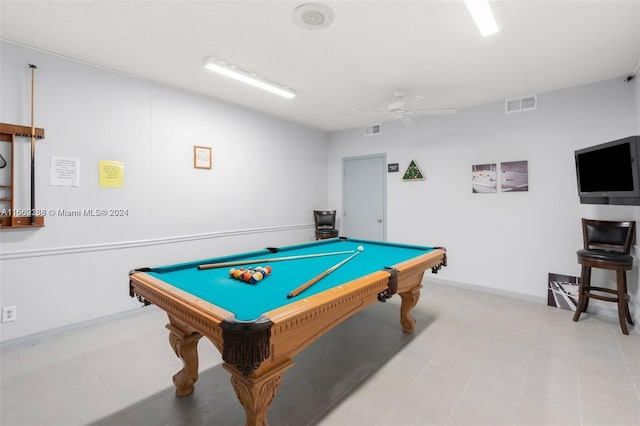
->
left=129, top=237, right=446, bottom=425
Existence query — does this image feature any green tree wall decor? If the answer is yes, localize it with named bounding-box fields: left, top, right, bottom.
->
left=403, top=160, right=425, bottom=181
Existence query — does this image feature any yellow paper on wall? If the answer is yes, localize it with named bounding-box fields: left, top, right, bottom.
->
left=99, top=160, right=124, bottom=187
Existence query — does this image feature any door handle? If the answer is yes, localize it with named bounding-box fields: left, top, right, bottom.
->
left=377, top=218, right=383, bottom=223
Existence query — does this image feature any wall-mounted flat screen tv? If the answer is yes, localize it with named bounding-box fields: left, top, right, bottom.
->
left=575, top=136, right=640, bottom=205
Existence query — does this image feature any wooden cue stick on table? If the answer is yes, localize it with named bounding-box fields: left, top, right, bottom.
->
left=197, top=250, right=355, bottom=270
left=287, top=251, right=361, bottom=299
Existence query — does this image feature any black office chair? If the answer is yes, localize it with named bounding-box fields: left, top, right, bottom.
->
left=314, top=210, right=339, bottom=240
left=573, top=218, right=636, bottom=335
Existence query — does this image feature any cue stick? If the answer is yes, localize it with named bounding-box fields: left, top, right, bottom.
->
left=29, top=64, right=37, bottom=225
left=197, top=250, right=355, bottom=270
left=286, top=251, right=360, bottom=299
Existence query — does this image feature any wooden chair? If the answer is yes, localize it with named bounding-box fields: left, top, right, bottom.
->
left=314, top=210, right=339, bottom=240
left=573, top=218, right=636, bottom=335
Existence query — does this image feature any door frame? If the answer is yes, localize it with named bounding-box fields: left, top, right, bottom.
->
left=341, top=153, right=387, bottom=241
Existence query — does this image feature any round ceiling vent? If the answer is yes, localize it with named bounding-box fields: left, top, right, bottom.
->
left=292, top=3, right=334, bottom=30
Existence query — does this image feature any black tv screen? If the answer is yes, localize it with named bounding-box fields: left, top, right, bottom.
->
left=577, top=142, right=633, bottom=192
left=575, top=136, right=640, bottom=205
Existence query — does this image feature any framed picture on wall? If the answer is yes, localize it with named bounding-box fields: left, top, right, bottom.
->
left=471, top=163, right=497, bottom=193
left=500, top=160, right=528, bottom=192
left=194, top=146, right=212, bottom=169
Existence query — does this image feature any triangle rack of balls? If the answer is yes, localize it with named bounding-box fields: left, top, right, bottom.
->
left=229, top=266, right=272, bottom=284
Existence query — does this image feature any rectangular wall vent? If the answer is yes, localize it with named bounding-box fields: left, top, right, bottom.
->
left=364, top=123, right=381, bottom=136
left=505, top=95, right=537, bottom=114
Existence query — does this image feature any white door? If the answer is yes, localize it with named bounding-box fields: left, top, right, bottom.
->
left=342, top=154, right=386, bottom=240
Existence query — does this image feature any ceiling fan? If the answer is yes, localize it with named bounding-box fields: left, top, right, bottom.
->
left=354, top=91, right=456, bottom=127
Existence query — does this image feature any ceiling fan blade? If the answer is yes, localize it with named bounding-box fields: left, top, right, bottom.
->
left=402, top=94, right=455, bottom=113
left=400, top=116, right=417, bottom=127
left=407, top=108, right=456, bottom=116
left=381, top=114, right=400, bottom=122
left=412, top=95, right=429, bottom=100
left=379, top=113, right=416, bottom=126
left=352, top=107, right=387, bottom=113
left=387, top=100, right=406, bottom=111
left=402, top=94, right=431, bottom=108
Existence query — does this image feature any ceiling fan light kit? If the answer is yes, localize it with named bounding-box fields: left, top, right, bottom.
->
left=202, top=57, right=296, bottom=99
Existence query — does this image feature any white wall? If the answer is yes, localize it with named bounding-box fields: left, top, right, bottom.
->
left=329, top=77, right=639, bottom=322
left=0, top=42, right=329, bottom=341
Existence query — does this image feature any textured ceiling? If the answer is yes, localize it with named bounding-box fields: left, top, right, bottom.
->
left=1, top=0, right=639, bottom=131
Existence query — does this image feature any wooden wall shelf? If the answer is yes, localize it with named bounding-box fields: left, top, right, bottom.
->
left=1, top=216, right=45, bottom=228
left=0, top=122, right=46, bottom=230
left=0, top=123, right=45, bottom=139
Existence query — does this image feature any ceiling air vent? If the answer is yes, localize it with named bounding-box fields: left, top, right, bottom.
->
left=505, top=95, right=537, bottom=114
left=364, top=124, right=381, bottom=136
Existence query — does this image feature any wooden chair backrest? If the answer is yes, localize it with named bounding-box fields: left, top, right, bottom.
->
left=582, top=218, right=636, bottom=254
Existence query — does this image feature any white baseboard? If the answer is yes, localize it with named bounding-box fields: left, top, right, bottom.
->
left=0, top=305, right=158, bottom=350
left=424, top=276, right=546, bottom=304
left=425, top=276, right=638, bottom=335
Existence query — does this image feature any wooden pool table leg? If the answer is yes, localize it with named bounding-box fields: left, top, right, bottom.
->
left=398, top=284, right=423, bottom=333
left=166, top=315, right=203, bottom=396
left=224, top=360, right=294, bottom=426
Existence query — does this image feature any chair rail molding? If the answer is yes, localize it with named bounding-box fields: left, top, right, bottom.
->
left=0, top=223, right=313, bottom=260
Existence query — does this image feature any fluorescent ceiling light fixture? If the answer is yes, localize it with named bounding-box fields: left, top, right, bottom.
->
left=203, top=58, right=296, bottom=99
left=465, top=0, right=500, bottom=37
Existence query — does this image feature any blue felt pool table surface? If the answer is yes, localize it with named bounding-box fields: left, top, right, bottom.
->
left=147, top=238, right=436, bottom=321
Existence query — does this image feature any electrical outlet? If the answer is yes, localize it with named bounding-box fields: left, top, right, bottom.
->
left=2, top=306, right=17, bottom=323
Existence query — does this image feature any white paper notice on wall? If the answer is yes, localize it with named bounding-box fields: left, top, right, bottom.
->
left=50, top=156, right=80, bottom=187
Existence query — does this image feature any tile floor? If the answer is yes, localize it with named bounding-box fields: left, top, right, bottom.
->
left=1, top=282, right=639, bottom=426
